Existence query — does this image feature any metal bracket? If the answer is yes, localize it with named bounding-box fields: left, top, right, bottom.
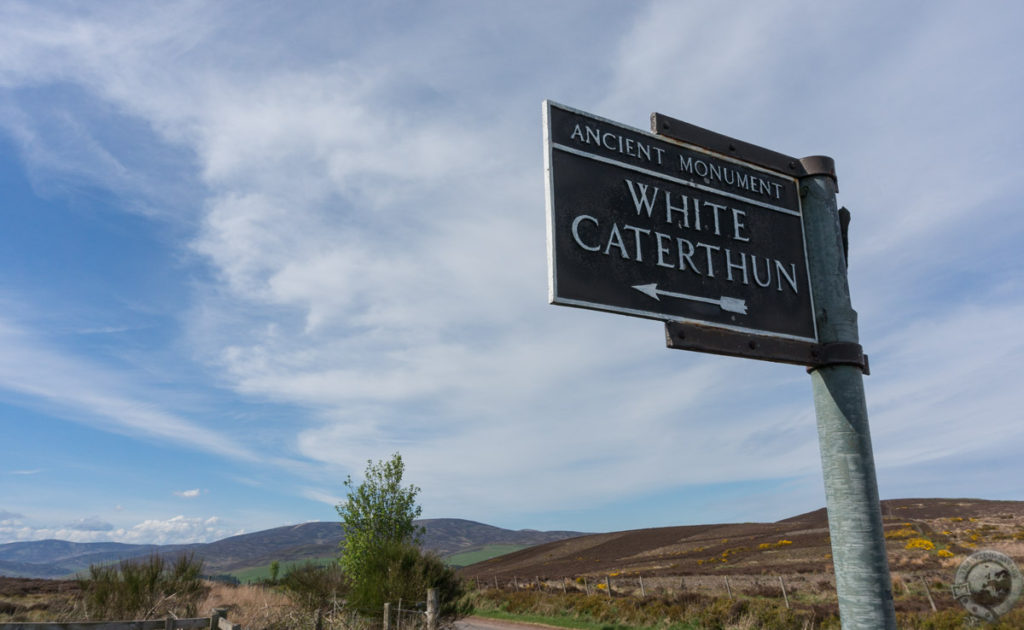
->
left=807, top=342, right=870, bottom=375
left=838, top=207, right=851, bottom=266
left=664, top=322, right=869, bottom=375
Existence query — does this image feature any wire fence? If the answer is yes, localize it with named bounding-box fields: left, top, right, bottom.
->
left=469, top=572, right=955, bottom=612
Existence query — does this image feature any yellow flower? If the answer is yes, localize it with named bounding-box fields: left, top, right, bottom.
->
left=886, top=528, right=916, bottom=539
left=905, top=538, right=935, bottom=551
left=938, top=550, right=955, bottom=558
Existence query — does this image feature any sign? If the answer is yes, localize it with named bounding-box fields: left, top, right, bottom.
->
left=544, top=101, right=817, bottom=343
left=952, top=550, right=1023, bottom=621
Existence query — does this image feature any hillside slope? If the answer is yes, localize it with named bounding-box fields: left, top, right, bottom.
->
left=460, top=498, right=1024, bottom=579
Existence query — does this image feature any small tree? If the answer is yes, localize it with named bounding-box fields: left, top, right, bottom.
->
left=336, top=452, right=424, bottom=586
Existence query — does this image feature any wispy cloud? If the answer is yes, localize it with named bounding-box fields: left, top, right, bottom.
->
left=0, top=317, right=259, bottom=462
left=0, top=0, right=1020, bottom=538
left=65, top=517, right=114, bottom=532
left=0, top=510, right=24, bottom=522
left=174, top=489, right=201, bottom=499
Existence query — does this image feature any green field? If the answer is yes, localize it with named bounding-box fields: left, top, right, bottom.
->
left=231, top=557, right=337, bottom=583
left=229, top=544, right=525, bottom=581
left=445, top=544, right=526, bottom=567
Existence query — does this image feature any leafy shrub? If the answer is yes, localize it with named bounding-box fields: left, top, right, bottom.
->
left=78, top=553, right=208, bottom=620
left=346, top=541, right=470, bottom=622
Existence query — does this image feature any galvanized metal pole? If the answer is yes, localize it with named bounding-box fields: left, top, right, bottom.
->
left=799, top=159, right=896, bottom=630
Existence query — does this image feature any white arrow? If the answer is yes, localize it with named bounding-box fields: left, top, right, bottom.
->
left=632, top=283, right=748, bottom=315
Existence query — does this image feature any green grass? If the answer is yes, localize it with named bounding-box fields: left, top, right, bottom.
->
left=231, top=557, right=337, bottom=583
left=473, top=608, right=700, bottom=630
left=445, top=544, right=527, bottom=567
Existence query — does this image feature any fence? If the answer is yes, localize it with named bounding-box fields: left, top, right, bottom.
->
left=382, top=588, right=438, bottom=630
left=475, top=571, right=955, bottom=612
left=0, top=607, right=240, bottom=630
left=477, top=573, right=804, bottom=604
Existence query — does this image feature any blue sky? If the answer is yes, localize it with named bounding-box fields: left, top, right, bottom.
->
left=0, top=1, right=1022, bottom=545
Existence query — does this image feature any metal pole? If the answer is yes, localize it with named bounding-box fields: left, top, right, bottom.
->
left=800, top=159, right=896, bottom=630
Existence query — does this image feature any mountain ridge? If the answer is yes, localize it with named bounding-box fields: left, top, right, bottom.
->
left=0, top=518, right=587, bottom=579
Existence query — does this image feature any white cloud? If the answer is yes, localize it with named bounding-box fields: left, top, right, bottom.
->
left=0, top=514, right=235, bottom=545
left=120, top=515, right=229, bottom=545
left=174, top=489, right=201, bottom=499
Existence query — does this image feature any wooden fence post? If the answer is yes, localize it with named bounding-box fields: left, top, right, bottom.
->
left=536, top=576, right=541, bottom=591
left=639, top=574, right=646, bottom=598
left=584, top=576, right=590, bottom=596
left=724, top=576, right=733, bottom=600
left=383, top=602, right=391, bottom=630
left=605, top=576, right=612, bottom=598
left=779, top=576, right=790, bottom=609
left=561, top=578, right=567, bottom=594
left=210, top=607, right=227, bottom=630
left=427, top=587, right=439, bottom=630
left=493, top=575, right=499, bottom=590
left=514, top=576, right=520, bottom=591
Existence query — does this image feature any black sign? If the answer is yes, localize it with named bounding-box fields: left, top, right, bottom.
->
left=545, top=101, right=817, bottom=343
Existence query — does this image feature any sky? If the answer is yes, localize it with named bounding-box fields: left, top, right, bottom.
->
left=0, top=1, right=1022, bottom=546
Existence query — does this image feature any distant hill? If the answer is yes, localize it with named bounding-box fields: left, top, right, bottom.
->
left=459, top=498, right=1024, bottom=580
left=0, top=518, right=586, bottom=579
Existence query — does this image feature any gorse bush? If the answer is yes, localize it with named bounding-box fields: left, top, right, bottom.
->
left=281, top=561, right=349, bottom=614
left=78, top=553, right=207, bottom=621
left=346, top=541, right=470, bottom=622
